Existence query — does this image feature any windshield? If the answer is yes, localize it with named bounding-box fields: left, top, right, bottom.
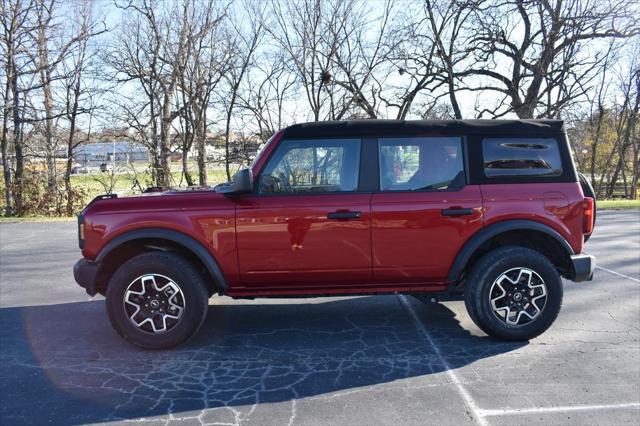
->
left=250, top=132, right=278, bottom=169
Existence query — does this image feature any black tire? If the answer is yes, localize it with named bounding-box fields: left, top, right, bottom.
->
left=105, top=251, right=209, bottom=349
left=464, top=246, right=563, bottom=341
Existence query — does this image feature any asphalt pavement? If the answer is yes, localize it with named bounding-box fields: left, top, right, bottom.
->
left=0, top=210, right=638, bottom=425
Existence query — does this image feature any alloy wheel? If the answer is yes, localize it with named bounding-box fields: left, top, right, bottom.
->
left=489, top=267, right=547, bottom=326
left=123, top=274, right=185, bottom=333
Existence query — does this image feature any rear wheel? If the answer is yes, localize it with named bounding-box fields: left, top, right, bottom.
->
left=464, top=246, right=563, bottom=341
left=106, top=252, right=209, bottom=349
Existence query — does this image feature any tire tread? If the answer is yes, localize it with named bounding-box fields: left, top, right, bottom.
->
left=464, top=245, right=563, bottom=341
left=105, top=251, right=209, bottom=349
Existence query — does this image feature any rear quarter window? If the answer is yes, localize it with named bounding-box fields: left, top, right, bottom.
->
left=482, top=138, right=563, bottom=178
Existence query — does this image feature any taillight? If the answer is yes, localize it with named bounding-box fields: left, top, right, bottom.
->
left=583, top=197, right=594, bottom=234
left=78, top=214, right=85, bottom=249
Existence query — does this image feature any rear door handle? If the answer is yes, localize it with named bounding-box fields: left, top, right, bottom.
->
left=441, top=208, right=474, bottom=216
left=327, top=211, right=361, bottom=220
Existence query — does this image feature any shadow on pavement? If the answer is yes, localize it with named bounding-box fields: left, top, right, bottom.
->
left=0, top=296, right=526, bottom=424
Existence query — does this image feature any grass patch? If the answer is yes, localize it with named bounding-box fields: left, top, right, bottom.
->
left=598, top=199, right=640, bottom=210
left=0, top=216, right=74, bottom=223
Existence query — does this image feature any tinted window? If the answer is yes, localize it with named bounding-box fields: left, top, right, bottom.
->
left=379, top=137, right=464, bottom=191
left=483, top=138, right=562, bottom=177
left=259, top=139, right=360, bottom=194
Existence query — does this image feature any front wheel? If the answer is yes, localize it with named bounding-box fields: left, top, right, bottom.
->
left=105, top=252, right=209, bottom=349
left=464, top=246, right=563, bottom=341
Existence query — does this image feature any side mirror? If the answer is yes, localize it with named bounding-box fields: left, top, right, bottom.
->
left=214, top=168, right=254, bottom=195
left=214, top=168, right=254, bottom=194
left=231, top=168, right=253, bottom=193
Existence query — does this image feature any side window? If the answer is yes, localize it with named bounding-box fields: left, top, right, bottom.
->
left=378, top=137, right=464, bottom=191
left=483, top=138, right=563, bottom=178
left=259, top=139, right=361, bottom=194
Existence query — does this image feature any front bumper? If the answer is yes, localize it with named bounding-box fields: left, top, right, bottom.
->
left=570, top=254, right=596, bottom=282
left=73, top=259, right=99, bottom=296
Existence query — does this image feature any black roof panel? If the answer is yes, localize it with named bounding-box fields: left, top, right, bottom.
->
left=282, top=119, right=564, bottom=138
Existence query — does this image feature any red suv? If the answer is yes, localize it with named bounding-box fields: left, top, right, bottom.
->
left=74, top=120, right=596, bottom=349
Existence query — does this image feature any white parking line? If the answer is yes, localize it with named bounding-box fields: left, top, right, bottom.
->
left=398, top=295, right=489, bottom=426
left=479, top=402, right=640, bottom=417
left=596, top=266, right=640, bottom=283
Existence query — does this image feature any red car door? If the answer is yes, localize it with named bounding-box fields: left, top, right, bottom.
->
left=235, top=138, right=372, bottom=289
left=371, top=136, right=483, bottom=284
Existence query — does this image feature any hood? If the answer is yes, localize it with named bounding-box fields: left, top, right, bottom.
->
left=82, top=188, right=233, bottom=216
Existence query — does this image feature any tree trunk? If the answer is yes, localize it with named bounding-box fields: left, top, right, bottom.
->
left=1, top=60, right=13, bottom=216
left=64, top=147, right=74, bottom=215
left=630, top=135, right=638, bottom=199
left=159, top=92, right=174, bottom=188
left=38, top=17, right=56, bottom=191
left=43, top=85, right=56, bottom=191
left=197, top=109, right=207, bottom=186
left=590, top=107, right=605, bottom=190
left=1, top=118, right=12, bottom=217
left=64, top=88, right=79, bottom=216
left=148, top=91, right=160, bottom=187
left=181, top=140, right=193, bottom=186
left=448, top=78, right=462, bottom=119
left=11, top=64, right=23, bottom=215
left=224, top=90, right=239, bottom=181
left=224, top=119, right=232, bottom=181
left=197, top=137, right=207, bottom=185
left=607, top=89, right=638, bottom=198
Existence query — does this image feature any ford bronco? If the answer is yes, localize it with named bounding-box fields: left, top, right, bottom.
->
left=74, top=120, right=596, bottom=349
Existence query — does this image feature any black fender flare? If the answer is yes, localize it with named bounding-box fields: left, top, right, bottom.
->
left=96, top=228, right=228, bottom=292
left=447, top=219, right=575, bottom=282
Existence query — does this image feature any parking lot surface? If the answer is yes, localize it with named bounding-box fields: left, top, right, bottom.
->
left=0, top=211, right=638, bottom=425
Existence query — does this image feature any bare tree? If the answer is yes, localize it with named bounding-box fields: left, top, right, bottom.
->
left=1, top=0, right=37, bottom=216
left=61, top=0, right=104, bottom=214
left=461, top=0, right=640, bottom=118
left=379, top=3, right=440, bottom=119
left=155, top=0, right=193, bottom=187
left=269, top=0, right=354, bottom=121
left=1, top=0, right=29, bottom=215
left=30, top=0, right=101, bottom=192
left=370, top=0, right=478, bottom=119
left=588, top=47, right=615, bottom=187
left=108, top=1, right=163, bottom=186
left=325, top=0, right=395, bottom=119
left=604, top=49, right=639, bottom=198
left=178, top=0, right=228, bottom=186
left=422, top=0, right=483, bottom=118
left=33, top=0, right=56, bottom=190
left=567, top=40, right=639, bottom=199
left=239, top=53, right=296, bottom=143
left=220, top=5, right=263, bottom=180
left=111, top=0, right=226, bottom=188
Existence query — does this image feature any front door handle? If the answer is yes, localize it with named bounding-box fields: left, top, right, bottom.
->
left=327, top=211, right=361, bottom=220
left=441, top=208, right=474, bottom=216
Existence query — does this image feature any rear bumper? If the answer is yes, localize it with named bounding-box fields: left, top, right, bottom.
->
left=570, top=254, right=595, bottom=282
left=73, top=259, right=99, bottom=296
